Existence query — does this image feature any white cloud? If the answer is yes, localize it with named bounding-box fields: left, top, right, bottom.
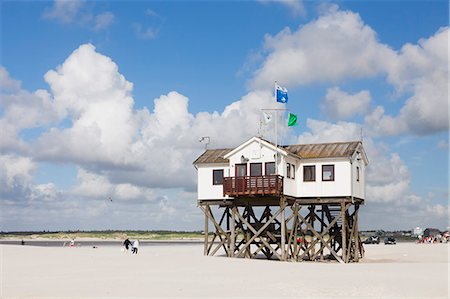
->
left=133, top=23, right=159, bottom=40
left=365, top=28, right=449, bottom=136
left=259, top=0, right=306, bottom=17
left=249, top=7, right=448, bottom=136
left=94, top=12, right=115, bottom=31
left=426, top=204, right=449, bottom=218
left=249, top=9, right=395, bottom=90
left=12, top=44, right=278, bottom=194
left=297, top=118, right=362, bottom=144
left=0, top=67, right=60, bottom=155
left=0, top=66, right=21, bottom=92
left=43, top=0, right=84, bottom=23
left=0, top=89, right=59, bottom=131
left=321, top=87, right=371, bottom=120
left=30, top=183, right=59, bottom=202
left=0, top=155, right=35, bottom=192
left=43, top=0, right=114, bottom=31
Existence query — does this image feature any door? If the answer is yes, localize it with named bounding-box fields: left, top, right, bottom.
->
left=235, top=163, right=247, bottom=193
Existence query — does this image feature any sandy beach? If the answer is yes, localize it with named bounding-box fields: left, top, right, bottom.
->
left=1, top=242, right=448, bottom=298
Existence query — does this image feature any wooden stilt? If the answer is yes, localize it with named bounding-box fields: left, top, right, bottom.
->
left=230, top=205, right=236, bottom=257
left=280, top=196, right=286, bottom=261
left=341, top=202, right=347, bottom=263
left=203, top=204, right=208, bottom=256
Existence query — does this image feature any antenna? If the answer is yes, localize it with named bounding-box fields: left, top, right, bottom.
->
left=199, top=136, right=210, bottom=150
left=360, top=127, right=363, bottom=142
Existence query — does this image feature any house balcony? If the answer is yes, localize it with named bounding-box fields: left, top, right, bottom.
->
left=223, top=175, right=283, bottom=197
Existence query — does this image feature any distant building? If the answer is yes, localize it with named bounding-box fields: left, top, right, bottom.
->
left=413, top=227, right=423, bottom=237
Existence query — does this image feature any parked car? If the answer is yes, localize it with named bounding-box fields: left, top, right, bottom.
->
left=384, top=237, right=396, bottom=245
left=363, top=236, right=380, bottom=244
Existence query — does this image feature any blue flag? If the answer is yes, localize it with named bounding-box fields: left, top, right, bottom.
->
left=275, top=83, right=288, bottom=103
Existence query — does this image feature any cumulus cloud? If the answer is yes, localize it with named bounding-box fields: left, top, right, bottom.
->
left=365, top=29, right=449, bottom=136
left=0, top=66, right=21, bottom=92
left=0, top=68, right=59, bottom=154
left=249, top=7, right=448, bottom=136
left=7, top=44, right=277, bottom=193
left=321, top=87, right=371, bottom=120
left=249, top=9, right=395, bottom=90
left=0, top=155, right=36, bottom=195
left=297, top=118, right=362, bottom=144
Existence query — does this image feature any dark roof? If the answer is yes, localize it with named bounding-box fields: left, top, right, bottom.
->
left=283, top=141, right=361, bottom=159
left=193, top=149, right=232, bottom=164
left=193, top=141, right=363, bottom=164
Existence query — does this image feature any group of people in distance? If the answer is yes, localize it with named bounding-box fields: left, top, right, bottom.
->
left=123, top=238, right=139, bottom=254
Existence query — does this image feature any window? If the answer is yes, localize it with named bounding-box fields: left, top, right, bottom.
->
left=322, top=165, right=334, bottom=181
left=291, top=164, right=296, bottom=179
left=286, top=163, right=291, bottom=178
left=213, top=169, right=224, bottom=185
left=265, top=162, right=276, bottom=175
left=235, top=164, right=247, bottom=177
left=250, top=163, right=262, bottom=176
left=303, top=165, right=315, bottom=182
left=356, top=166, right=360, bottom=182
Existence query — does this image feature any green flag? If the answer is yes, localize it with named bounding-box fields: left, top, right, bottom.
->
left=288, top=113, right=298, bottom=126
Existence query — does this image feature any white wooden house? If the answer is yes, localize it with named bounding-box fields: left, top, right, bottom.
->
left=193, top=136, right=368, bottom=201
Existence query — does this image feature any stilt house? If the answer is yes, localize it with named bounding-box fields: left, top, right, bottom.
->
left=194, top=136, right=369, bottom=263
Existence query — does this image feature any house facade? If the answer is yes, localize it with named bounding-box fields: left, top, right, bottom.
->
left=194, top=136, right=368, bottom=201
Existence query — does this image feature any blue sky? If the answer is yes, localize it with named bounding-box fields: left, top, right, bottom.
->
left=0, top=0, right=448, bottom=231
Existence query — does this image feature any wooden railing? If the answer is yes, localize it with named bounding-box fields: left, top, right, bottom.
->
left=223, top=175, right=283, bottom=197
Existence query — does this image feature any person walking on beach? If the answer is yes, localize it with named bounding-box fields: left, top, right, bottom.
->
left=132, top=239, right=139, bottom=254
left=123, top=238, right=132, bottom=252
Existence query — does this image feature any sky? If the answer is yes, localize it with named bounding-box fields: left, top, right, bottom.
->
left=0, top=0, right=448, bottom=232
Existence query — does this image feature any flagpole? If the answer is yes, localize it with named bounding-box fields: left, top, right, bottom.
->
left=275, top=109, right=278, bottom=175
left=275, top=81, right=278, bottom=175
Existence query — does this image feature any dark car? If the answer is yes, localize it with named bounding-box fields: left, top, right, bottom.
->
left=384, top=237, right=396, bottom=245
left=363, top=236, right=380, bottom=244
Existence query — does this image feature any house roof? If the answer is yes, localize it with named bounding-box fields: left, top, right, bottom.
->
left=193, top=139, right=367, bottom=164
left=223, top=136, right=289, bottom=159
left=283, top=141, right=362, bottom=159
left=193, top=149, right=232, bottom=164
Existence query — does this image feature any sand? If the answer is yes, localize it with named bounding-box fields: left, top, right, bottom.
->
left=1, top=242, right=448, bottom=298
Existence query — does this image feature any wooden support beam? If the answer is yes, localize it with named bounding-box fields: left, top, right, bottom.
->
left=354, top=204, right=361, bottom=261
left=341, top=202, right=347, bottom=263
left=236, top=205, right=284, bottom=259
left=230, top=205, right=236, bottom=257
left=204, top=205, right=229, bottom=256
left=203, top=204, right=209, bottom=256
left=298, top=210, right=343, bottom=262
left=280, top=196, right=286, bottom=261
left=235, top=211, right=282, bottom=260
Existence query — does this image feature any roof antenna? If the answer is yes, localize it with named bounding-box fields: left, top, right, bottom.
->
left=360, top=127, right=363, bottom=142
left=198, top=136, right=210, bottom=150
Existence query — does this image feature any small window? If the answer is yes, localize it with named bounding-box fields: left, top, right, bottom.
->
left=356, top=166, right=360, bottom=182
left=213, top=169, right=224, bottom=185
left=286, top=163, right=291, bottom=178
left=265, top=162, right=276, bottom=175
left=322, top=165, right=334, bottom=181
left=291, top=164, right=296, bottom=179
left=303, top=165, right=315, bottom=182
left=250, top=163, right=262, bottom=177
